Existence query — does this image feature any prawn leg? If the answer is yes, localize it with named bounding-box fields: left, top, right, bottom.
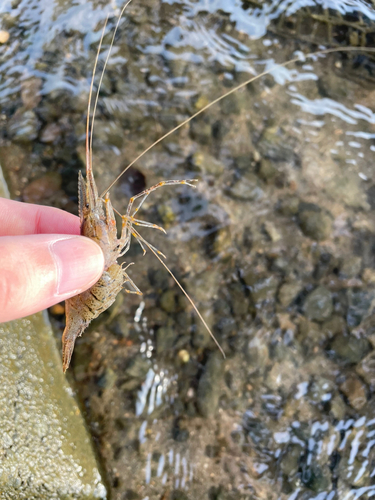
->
left=126, top=179, right=198, bottom=218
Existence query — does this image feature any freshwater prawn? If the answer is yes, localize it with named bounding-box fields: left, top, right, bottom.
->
left=61, top=0, right=375, bottom=372
left=61, top=0, right=223, bottom=372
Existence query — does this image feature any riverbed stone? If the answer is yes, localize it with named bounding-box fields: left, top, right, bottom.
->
left=330, top=334, right=371, bottom=365
left=298, top=204, right=332, bottom=241
left=7, top=108, right=41, bottom=143
left=226, top=174, right=264, bottom=201
left=356, top=351, right=375, bottom=388
left=277, top=196, right=300, bottom=216
left=191, top=151, right=225, bottom=176
left=339, top=375, right=367, bottom=410
left=278, top=281, right=303, bottom=307
left=197, top=352, right=224, bottom=418
left=303, top=286, right=333, bottom=322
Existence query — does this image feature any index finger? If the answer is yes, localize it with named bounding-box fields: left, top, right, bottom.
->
left=0, top=198, right=80, bottom=236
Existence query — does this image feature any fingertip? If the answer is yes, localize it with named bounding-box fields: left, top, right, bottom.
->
left=0, top=234, right=105, bottom=323
left=50, top=236, right=105, bottom=297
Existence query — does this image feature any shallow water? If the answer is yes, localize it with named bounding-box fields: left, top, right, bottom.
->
left=1, top=0, right=375, bottom=499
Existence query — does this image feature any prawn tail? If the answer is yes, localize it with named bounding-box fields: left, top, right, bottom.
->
left=61, top=302, right=88, bottom=373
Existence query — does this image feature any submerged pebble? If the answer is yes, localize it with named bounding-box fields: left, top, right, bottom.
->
left=298, top=204, right=332, bottom=241
left=339, top=375, right=367, bottom=410
left=7, top=109, right=41, bottom=143
left=197, top=352, right=224, bottom=418
left=330, top=334, right=371, bottom=365
left=278, top=281, right=303, bottom=307
left=226, top=174, right=264, bottom=201
left=303, top=286, right=333, bottom=322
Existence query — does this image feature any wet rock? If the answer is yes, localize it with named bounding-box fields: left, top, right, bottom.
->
left=98, top=367, right=118, bottom=392
left=92, top=120, right=124, bottom=149
left=197, top=352, right=224, bottom=418
left=277, top=196, right=300, bottom=216
left=172, top=417, right=189, bottom=442
left=189, top=119, right=212, bottom=145
left=312, top=249, right=340, bottom=280
left=298, top=203, right=332, bottom=241
left=339, top=375, right=367, bottom=410
left=263, top=220, right=281, bottom=242
left=205, top=444, right=220, bottom=458
left=123, top=491, right=141, bottom=500
left=258, top=158, right=277, bottom=182
left=322, top=315, right=346, bottom=338
left=220, top=91, right=241, bottom=115
left=303, top=286, right=333, bottom=322
left=277, top=313, right=296, bottom=334
left=7, top=109, right=41, bottom=143
left=21, top=78, right=42, bottom=109
left=108, top=314, right=129, bottom=339
left=242, top=412, right=271, bottom=448
left=245, top=329, right=269, bottom=370
left=339, top=256, right=362, bottom=279
left=265, top=359, right=299, bottom=393
left=171, top=490, right=189, bottom=500
left=250, top=275, right=279, bottom=303
left=227, top=281, right=249, bottom=316
left=362, top=268, right=375, bottom=284
left=226, top=174, right=264, bottom=201
left=40, top=122, right=61, bottom=143
left=22, top=171, right=63, bottom=204
left=308, top=377, right=335, bottom=405
left=191, top=151, right=225, bottom=176
left=298, top=318, right=326, bottom=348
left=211, top=224, right=231, bottom=256
left=157, top=202, right=176, bottom=226
left=356, top=351, right=375, bottom=388
left=124, top=355, right=151, bottom=379
left=347, top=289, right=375, bottom=328
left=329, top=334, right=371, bottom=365
left=194, top=94, right=210, bottom=111
left=209, top=486, right=241, bottom=500
left=329, top=394, right=347, bottom=419
left=301, top=463, right=331, bottom=493
left=280, top=443, right=303, bottom=476
left=160, top=289, right=178, bottom=313
left=259, top=126, right=296, bottom=163
left=327, top=171, right=370, bottom=210
left=156, top=326, right=176, bottom=353
left=278, top=281, right=303, bottom=307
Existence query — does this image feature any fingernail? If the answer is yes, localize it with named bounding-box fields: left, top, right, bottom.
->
left=50, top=237, right=104, bottom=297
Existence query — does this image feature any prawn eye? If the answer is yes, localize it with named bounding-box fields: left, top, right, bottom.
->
left=86, top=203, right=89, bottom=209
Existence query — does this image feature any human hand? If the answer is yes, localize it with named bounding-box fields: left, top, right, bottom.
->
left=0, top=198, right=104, bottom=323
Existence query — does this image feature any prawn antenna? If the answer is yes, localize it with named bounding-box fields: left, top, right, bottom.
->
left=101, top=46, right=375, bottom=197
left=90, top=0, right=134, bottom=171
left=132, top=227, right=226, bottom=358
left=86, top=14, right=109, bottom=176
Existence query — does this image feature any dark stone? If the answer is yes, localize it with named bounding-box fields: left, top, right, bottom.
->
left=329, top=334, right=371, bottom=365
left=298, top=204, right=332, bottom=241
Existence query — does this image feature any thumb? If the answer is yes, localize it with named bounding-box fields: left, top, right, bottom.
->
left=0, top=234, right=104, bottom=323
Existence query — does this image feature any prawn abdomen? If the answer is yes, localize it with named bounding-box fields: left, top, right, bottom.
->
left=62, top=263, right=125, bottom=372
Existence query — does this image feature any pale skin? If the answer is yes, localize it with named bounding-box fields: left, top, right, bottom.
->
left=0, top=197, right=104, bottom=323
